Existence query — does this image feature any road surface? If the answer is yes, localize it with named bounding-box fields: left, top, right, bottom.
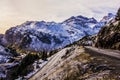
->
left=85, top=46, right=120, bottom=60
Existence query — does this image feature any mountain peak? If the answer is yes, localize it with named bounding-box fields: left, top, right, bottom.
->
left=108, top=13, right=114, bottom=17
left=63, top=15, right=97, bottom=24
left=100, top=13, right=115, bottom=23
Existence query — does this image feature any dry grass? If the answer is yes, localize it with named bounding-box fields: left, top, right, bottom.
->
left=43, top=47, right=120, bottom=80
left=73, top=52, right=91, bottom=63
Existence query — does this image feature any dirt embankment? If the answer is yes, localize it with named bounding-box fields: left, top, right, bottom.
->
left=29, top=46, right=120, bottom=80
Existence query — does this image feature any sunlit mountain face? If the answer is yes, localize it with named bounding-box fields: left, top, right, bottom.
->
left=3, top=13, right=114, bottom=52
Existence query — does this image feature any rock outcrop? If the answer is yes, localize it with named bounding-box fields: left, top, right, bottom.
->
left=95, top=8, right=120, bottom=50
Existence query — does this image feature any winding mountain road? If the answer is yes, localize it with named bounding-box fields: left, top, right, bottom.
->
left=85, top=46, right=120, bottom=60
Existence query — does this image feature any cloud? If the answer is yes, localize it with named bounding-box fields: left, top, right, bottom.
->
left=0, top=0, right=120, bottom=33
left=1, top=0, right=120, bottom=21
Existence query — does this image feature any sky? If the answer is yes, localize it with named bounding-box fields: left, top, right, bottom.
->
left=0, top=0, right=120, bottom=33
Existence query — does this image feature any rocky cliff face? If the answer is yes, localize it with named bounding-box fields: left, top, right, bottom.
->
left=95, top=8, right=120, bottom=50
left=0, top=34, right=4, bottom=45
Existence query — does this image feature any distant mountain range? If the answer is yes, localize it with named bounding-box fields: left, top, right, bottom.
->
left=2, top=13, right=115, bottom=52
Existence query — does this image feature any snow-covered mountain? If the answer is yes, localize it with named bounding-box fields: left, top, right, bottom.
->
left=0, top=45, right=14, bottom=63
left=4, top=13, right=115, bottom=51
left=93, top=13, right=115, bottom=33
left=100, top=13, right=115, bottom=23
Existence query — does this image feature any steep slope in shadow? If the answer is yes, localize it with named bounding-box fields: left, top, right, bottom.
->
left=95, top=8, right=120, bottom=50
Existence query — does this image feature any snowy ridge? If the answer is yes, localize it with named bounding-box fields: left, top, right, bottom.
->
left=0, top=45, right=13, bottom=63
left=5, top=14, right=115, bottom=51
left=93, top=13, right=115, bottom=33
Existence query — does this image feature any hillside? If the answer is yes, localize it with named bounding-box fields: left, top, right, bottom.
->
left=30, top=46, right=120, bottom=80
left=95, top=8, right=120, bottom=50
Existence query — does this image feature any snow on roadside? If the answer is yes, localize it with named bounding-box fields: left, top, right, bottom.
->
left=23, top=56, right=53, bottom=79
left=24, top=60, right=48, bottom=79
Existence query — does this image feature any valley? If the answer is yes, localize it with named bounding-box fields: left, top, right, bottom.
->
left=0, top=7, right=120, bottom=80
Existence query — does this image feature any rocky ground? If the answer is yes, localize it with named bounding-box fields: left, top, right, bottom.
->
left=95, top=8, right=120, bottom=50
left=30, top=46, right=120, bottom=80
